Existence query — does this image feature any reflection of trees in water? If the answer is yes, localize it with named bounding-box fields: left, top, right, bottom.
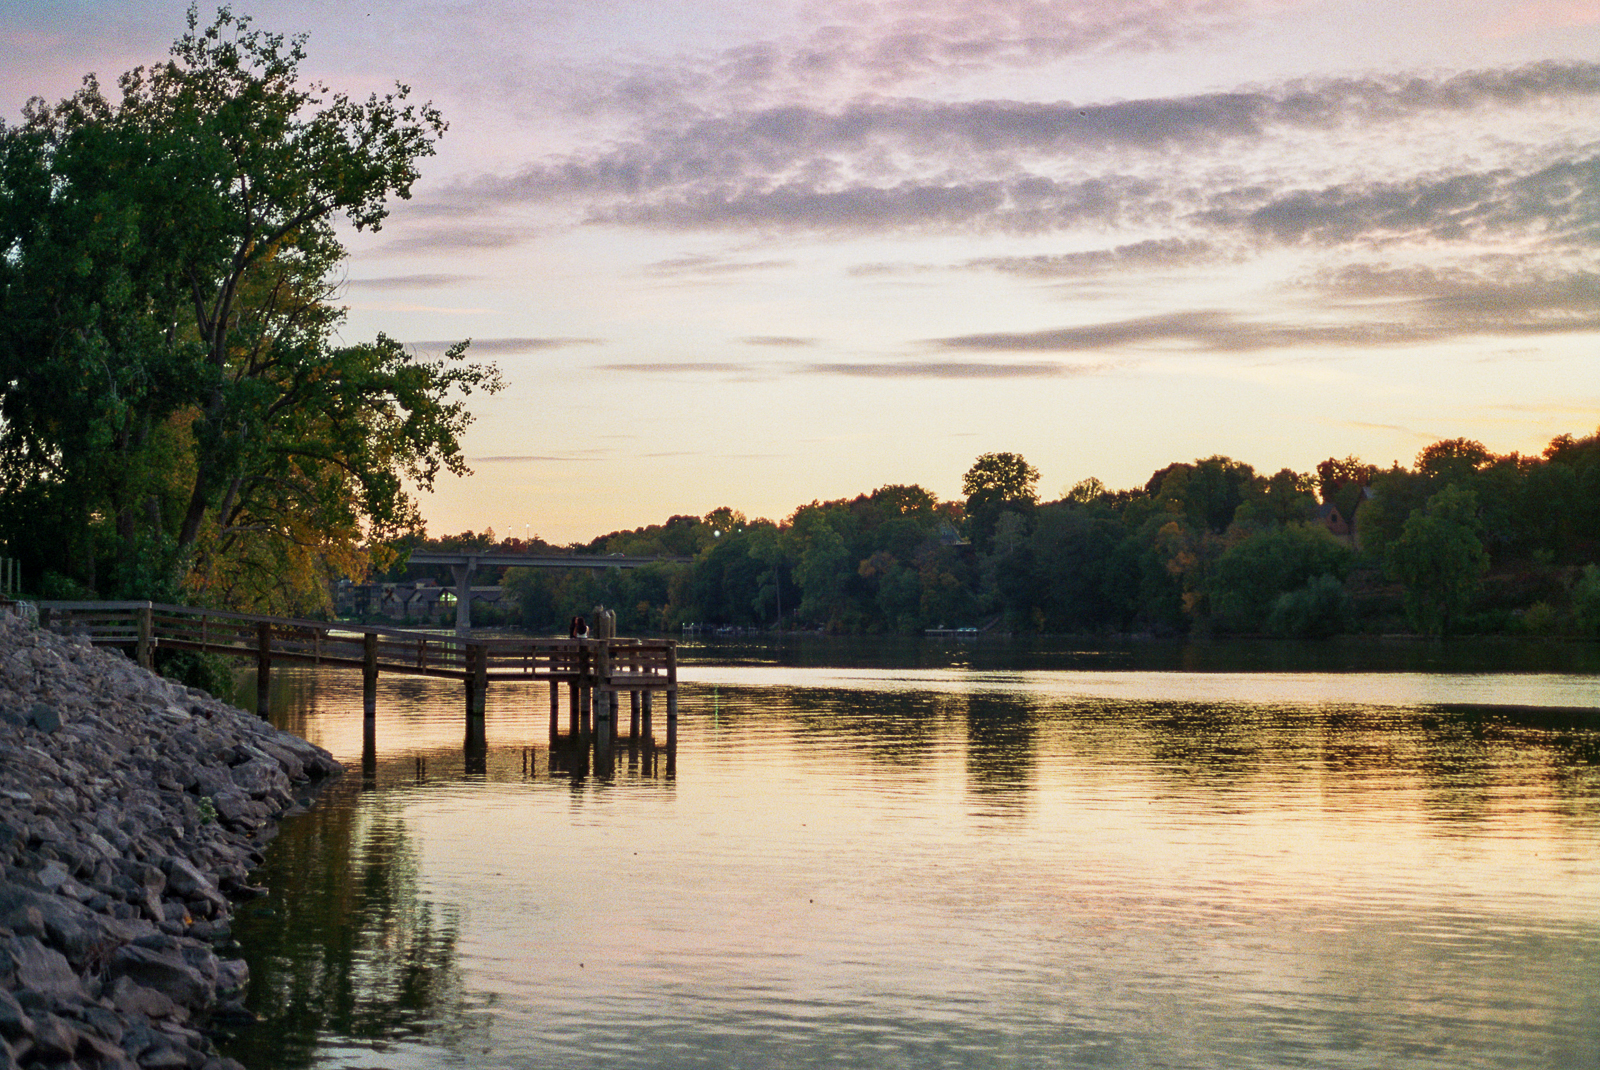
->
left=220, top=782, right=479, bottom=1069
left=963, top=694, right=1036, bottom=812
left=703, top=681, right=1600, bottom=832
left=718, top=685, right=952, bottom=769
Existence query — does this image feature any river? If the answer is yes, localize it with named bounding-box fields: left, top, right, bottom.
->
left=219, top=636, right=1600, bottom=1069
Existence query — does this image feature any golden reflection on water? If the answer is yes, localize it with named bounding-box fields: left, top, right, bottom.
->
left=226, top=661, right=1600, bottom=1070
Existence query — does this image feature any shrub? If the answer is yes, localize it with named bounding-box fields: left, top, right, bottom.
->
left=1266, top=574, right=1353, bottom=639
left=154, top=649, right=239, bottom=698
left=1573, top=564, right=1600, bottom=635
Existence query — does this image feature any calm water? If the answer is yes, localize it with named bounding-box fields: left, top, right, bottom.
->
left=221, top=638, right=1600, bottom=1069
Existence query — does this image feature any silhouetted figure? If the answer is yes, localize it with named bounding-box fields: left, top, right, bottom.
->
left=570, top=615, right=589, bottom=638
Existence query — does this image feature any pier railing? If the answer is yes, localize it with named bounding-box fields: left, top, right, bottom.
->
left=31, top=600, right=680, bottom=776
left=36, top=601, right=672, bottom=683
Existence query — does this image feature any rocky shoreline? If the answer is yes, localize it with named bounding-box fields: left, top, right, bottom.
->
left=0, top=609, right=341, bottom=1070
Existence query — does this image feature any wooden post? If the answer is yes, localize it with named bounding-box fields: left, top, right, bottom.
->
left=549, top=680, right=560, bottom=744
left=578, top=641, right=592, bottom=737
left=595, top=689, right=612, bottom=761
left=362, top=724, right=377, bottom=790
left=363, top=632, right=379, bottom=720
left=255, top=621, right=272, bottom=717
left=465, top=642, right=488, bottom=719
left=593, top=639, right=614, bottom=776
left=361, top=627, right=378, bottom=777
left=464, top=711, right=487, bottom=775
left=667, top=690, right=678, bottom=752
left=666, top=644, right=678, bottom=754
left=641, top=690, right=653, bottom=745
left=627, top=642, right=640, bottom=744
left=136, top=603, right=153, bottom=670
left=568, top=681, right=579, bottom=736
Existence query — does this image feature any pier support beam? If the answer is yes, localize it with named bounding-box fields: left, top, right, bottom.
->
left=136, top=604, right=153, bottom=670
left=549, top=681, right=560, bottom=745
left=362, top=631, right=379, bottom=788
left=255, top=621, right=272, bottom=717
left=464, top=643, right=488, bottom=775
left=464, top=643, right=488, bottom=719
left=665, top=644, right=678, bottom=756
left=595, top=688, right=612, bottom=761
left=363, top=633, right=379, bottom=719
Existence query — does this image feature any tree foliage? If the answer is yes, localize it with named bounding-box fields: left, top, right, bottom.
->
left=375, top=432, right=1600, bottom=640
left=1385, top=485, right=1489, bottom=635
left=0, top=7, right=500, bottom=611
left=962, top=451, right=1039, bottom=551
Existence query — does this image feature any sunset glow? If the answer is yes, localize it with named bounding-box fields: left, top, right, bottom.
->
left=5, top=0, right=1597, bottom=541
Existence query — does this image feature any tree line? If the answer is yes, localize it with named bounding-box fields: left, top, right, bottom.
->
left=399, top=432, right=1600, bottom=639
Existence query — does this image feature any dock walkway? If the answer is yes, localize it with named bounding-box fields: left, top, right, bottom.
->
left=32, top=601, right=678, bottom=762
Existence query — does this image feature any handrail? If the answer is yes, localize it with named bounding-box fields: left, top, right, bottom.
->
left=34, top=600, right=677, bottom=689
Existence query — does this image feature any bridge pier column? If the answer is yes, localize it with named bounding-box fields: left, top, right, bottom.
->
left=549, top=681, right=560, bottom=745
left=451, top=556, right=477, bottom=636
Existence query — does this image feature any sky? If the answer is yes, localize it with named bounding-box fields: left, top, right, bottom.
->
left=4, top=0, right=1599, bottom=543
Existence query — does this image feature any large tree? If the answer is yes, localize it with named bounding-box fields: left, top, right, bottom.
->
left=0, top=7, right=500, bottom=610
left=962, top=451, right=1039, bottom=551
left=1385, top=484, right=1489, bottom=636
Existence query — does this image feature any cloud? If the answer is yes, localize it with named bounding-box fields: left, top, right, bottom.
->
left=345, top=273, right=482, bottom=289
left=450, top=61, right=1600, bottom=210
left=935, top=261, right=1600, bottom=354
left=470, top=455, right=582, bottom=463
left=408, top=337, right=604, bottom=354
left=551, top=0, right=1246, bottom=116
left=643, top=254, right=796, bottom=275
left=1316, top=263, right=1600, bottom=335
left=802, top=359, right=1114, bottom=378
left=594, top=174, right=1160, bottom=233
left=964, top=238, right=1221, bottom=277
left=378, top=225, right=532, bottom=254
left=597, top=361, right=754, bottom=374
left=1202, top=154, right=1600, bottom=246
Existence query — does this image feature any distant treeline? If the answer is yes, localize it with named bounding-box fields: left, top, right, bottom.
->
left=391, top=430, right=1600, bottom=639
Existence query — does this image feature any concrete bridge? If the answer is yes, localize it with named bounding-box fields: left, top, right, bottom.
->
left=405, top=553, right=692, bottom=633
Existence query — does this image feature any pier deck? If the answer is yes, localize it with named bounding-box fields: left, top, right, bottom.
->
left=32, top=601, right=678, bottom=769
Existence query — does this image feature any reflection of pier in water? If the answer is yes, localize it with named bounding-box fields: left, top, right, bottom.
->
left=367, top=696, right=676, bottom=787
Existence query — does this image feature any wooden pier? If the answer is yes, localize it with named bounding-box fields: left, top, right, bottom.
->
left=33, top=601, right=679, bottom=770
